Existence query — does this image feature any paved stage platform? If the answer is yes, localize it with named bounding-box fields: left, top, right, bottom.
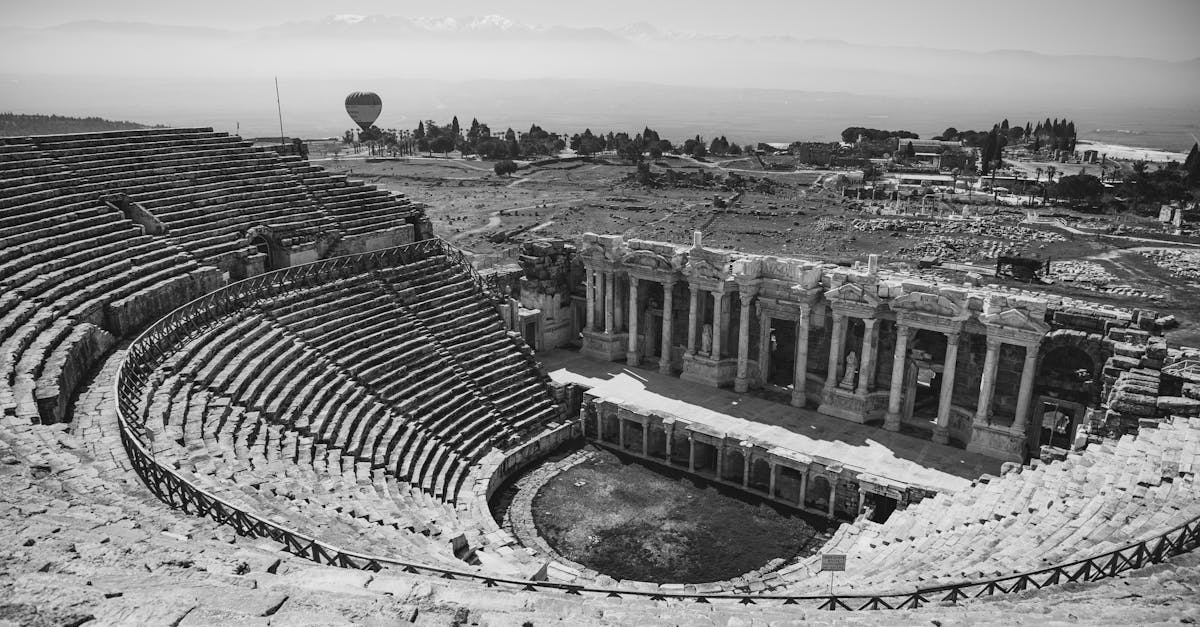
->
left=542, top=350, right=1005, bottom=494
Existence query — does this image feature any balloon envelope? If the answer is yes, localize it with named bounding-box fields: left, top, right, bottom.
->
left=345, top=91, right=382, bottom=132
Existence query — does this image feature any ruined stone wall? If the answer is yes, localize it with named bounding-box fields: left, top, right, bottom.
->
left=517, top=240, right=577, bottom=350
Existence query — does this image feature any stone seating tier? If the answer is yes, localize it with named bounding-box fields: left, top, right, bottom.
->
left=764, top=416, right=1200, bottom=595
left=134, top=378, right=540, bottom=574
left=1, top=129, right=427, bottom=272
left=0, top=168, right=220, bottom=424
left=137, top=251, right=561, bottom=511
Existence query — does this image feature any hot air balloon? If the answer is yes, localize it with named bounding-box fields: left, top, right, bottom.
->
left=345, top=91, right=382, bottom=132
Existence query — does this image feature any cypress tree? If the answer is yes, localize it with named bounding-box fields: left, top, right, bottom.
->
left=1186, top=143, right=1200, bottom=187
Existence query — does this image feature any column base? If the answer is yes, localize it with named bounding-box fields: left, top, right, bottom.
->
left=581, top=330, right=627, bottom=362
left=734, top=377, right=749, bottom=393
left=658, top=357, right=673, bottom=375
left=790, top=390, right=805, bottom=407
left=883, top=411, right=901, bottom=432
left=965, top=422, right=1026, bottom=462
left=932, top=425, right=950, bottom=445
left=626, top=351, right=641, bottom=367
left=680, top=353, right=738, bottom=388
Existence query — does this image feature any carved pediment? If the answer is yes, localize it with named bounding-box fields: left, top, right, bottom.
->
left=685, top=257, right=731, bottom=282
left=578, top=242, right=608, bottom=260
left=620, top=249, right=675, bottom=272
left=824, top=282, right=880, bottom=307
left=981, top=308, right=1051, bottom=335
left=892, top=291, right=966, bottom=319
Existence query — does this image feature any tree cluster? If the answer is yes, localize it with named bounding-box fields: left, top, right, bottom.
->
left=0, top=112, right=159, bottom=136
left=570, top=126, right=678, bottom=161
left=1117, top=160, right=1194, bottom=212
left=840, top=127, right=919, bottom=143
left=1031, top=118, right=1077, bottom=152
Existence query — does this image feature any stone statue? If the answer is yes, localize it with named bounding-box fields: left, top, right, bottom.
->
left=840, top=351, right=859, bottom=389
left=701, top=323, right=713, bottom=356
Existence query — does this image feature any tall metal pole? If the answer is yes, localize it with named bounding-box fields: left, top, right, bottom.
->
left=275, top=77, right=285, bottom=145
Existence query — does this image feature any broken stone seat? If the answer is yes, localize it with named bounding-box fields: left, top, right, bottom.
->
left=769, top=417, right=1200, bottom=595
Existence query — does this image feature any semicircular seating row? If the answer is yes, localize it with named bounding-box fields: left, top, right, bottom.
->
left=1, top=128, right=426, bottom=426
left=134, top=252, right=564, bottom=573
left=755, top=416, right=1200, bottom=595
left=2, top=128, right=423, bottom=269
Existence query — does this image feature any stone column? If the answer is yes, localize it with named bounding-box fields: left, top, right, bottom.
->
left=687, top=436, right=696, bottom=473
left=857, top=489, right=867, bottom=518
left=626, top=276, right=640, bottom=366
left=602, top=271, right=614, bottom=334
left=975, top=337, right=1002, bottom=425
left=686, top=286, right=699, bottom=356
left=712, top=291, right=726, bottom=359
left=797, top=471, right=808, bottom=507
left=664, top=423, right=673, bottom=465
left=734, top=289, right=756, bottom=392
left=742, top=453, right=750, bottom=488
left=1012, top=345, right=1039, bottom=434
left=884, top=323, right=910, bottom=431
left=933, top=332, right=960, bottom=445
left=824, top=313, right=847, bottom=390
left=641, top=421, right=649, bottom=456
left=716, top=443, right=725, bottom=479
left=827, top=479, right=837, bottom=518
left=758, top=308, right=772, bottom=386
left=660, top=280, right=676, bottom=374
left=792, top=308, right=811, bottom=407
left=768, top=461, right=778, bottom=498
left=618, top=417, right=625, bottom=450
left=856, top=318, right=879, bottom=396
left=595, top=409, right=603, bottom=442
left=584, top=267, right=595, bottom=332
left=619, top=275, right=628, bottom=331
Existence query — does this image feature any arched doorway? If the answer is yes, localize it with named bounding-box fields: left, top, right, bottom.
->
left=1037, top=345, right=1098, bottom=403
left=245, top=227, right=285, bottom=271
left=1033, top=344, right=1098, bottom=452
left=805, top=475, right=832, bottom=512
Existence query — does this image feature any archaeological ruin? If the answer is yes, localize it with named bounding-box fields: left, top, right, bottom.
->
left=1, top=128, right=1198, bottom=624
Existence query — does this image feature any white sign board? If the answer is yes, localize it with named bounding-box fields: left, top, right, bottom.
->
left=821, top=553, right=846, bottom=572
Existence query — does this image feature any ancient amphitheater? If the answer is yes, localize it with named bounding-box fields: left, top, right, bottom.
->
left=2, top=128, right=1198, bottom=625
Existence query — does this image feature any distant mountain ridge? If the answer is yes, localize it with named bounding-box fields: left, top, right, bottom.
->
left=4, top=15, right=1192, bottom=64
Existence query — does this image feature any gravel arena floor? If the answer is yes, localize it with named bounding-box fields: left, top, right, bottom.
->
left=530, top=446, right=832, bottom=584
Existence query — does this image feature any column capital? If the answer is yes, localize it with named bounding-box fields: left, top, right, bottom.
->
left=862, top=317, right=878, bottom=330
left=945, top=331, right=960, bottom=346
left=986, top=336, right=1004, bottom=352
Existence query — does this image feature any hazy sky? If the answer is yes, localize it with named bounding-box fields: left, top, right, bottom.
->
left=3, top=0, right=1199, bottom=60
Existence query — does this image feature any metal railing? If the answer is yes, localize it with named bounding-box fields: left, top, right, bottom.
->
left=114, top=238, right=1200, bottom=611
